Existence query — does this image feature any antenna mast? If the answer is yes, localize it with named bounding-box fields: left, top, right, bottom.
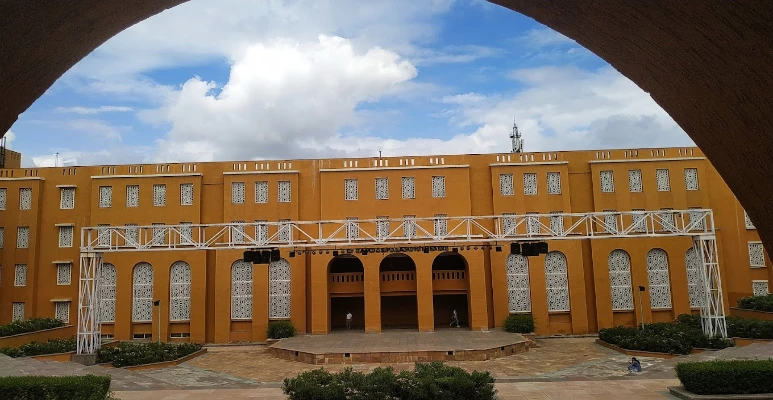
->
left=509, top=117, right=523, bottom=153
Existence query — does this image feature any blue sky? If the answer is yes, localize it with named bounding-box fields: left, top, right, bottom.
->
left=5, top=0, right=693, bottom=167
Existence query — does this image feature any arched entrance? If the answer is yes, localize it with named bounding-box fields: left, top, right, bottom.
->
left=379, top=253, right=418, bottom=329
left=431, top=252, right=469, bottom=328
left=328, top=255, right=364, bottom=330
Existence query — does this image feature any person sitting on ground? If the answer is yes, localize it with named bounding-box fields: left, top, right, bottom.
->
left=627, top=357, right=642, bottom=373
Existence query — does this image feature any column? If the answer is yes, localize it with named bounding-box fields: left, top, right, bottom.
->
left=364, top=263, right=382, bottom=333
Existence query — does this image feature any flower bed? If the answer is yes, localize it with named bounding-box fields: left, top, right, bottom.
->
left=0, top=375, right=111, bottom=400
left=96, top=341, right=203, bottom=367
left=0, top=337, right=76, bottom=358
left=738, top=294, right=773, bottom=312
left=0, top=318, right=65, bottom=338
left=283, top=362, right=496, bottom=400
left=676, top=359, right=773, bottom=395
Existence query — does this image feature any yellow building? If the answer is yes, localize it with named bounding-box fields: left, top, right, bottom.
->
left=0, top=146, right=769, bottom=342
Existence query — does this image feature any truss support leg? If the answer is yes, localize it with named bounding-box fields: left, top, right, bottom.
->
left=693, top=236, right=728, bottom=338
left=76, top=252, right=103, bottom=355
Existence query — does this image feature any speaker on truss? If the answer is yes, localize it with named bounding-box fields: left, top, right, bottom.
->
left=260, top=250, right=272, bottom=264
left=270, top=249, right=281, bottom=262
left=510, top=242, right=520, bottom=255
left=536, top=242, right=549, bottom=254
left=521, top=242, right=535, bottom=257
left=243, top=250, right=258, bottom=263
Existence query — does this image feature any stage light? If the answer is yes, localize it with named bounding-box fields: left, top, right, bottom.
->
left=495, top=246, right=502, bottom=252
left=332, top=250, right=339, bottom=256
left=289, top=251, right=295, bottom=258
left=270, top=249, right=280, bottom=262
left=423, top=247, right=429, bottom=254
left=510, top=243, right=520, bottom=255
left=452, top=247, right=458, bottom=253
left=362, top=249, right=369, bottom=255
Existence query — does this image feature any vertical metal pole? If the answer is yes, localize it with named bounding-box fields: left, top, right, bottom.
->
left=638, top=288, right=645, bottom=330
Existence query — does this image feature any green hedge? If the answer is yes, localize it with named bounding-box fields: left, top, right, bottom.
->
left=0, top=318, right=65, bottom=338
left=0, top=375, right=111, bottom=400
left=267, top=320, right=296, bottom=339
left=0, top=337, right=76, bottom=358
left=676, top=360, right=773, bottom=395
left=738, top=294, right=773, bottom=312
left=283, top=362, right=496, bottom=400
left=503, top=314, right=535, bottom=334
left=678, top=312, right=773, bottom=339
left=96, top=342, right=203, bottom=367
left=599, top=315, right=733, bottom=355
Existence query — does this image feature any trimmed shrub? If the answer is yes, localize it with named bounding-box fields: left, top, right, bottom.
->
left=282, top=362, right=497, bottom=400
left=676, top=360, right=773, bottom=395
left=0, top=375, right=111, bottom=400
left=503, top=314, right=535, bottom=334
left=0, top=318, right=65, bottom=338
left=267, top=320, right=296, bottom=339
left=738, top=294, right=773, bottom=312
left=97, top=342, right=203, bottom=367
left=599, top=318, right=733, bottom=355
left=0, top=337, right=76, bottom=358
left=727, top=316, right=773, bottom=339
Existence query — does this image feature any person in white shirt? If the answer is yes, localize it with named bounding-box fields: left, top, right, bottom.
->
left=450, top=309, right=460, bottom=328
left=346, top=311, right=353, bottom=330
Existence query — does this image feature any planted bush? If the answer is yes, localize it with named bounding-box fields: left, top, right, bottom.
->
left=676, top=360, right=773, bottom=395
left=267, top=320, right=296, bottom=339
left=97, top=342, right=203, bottom=367
left=0, top=337, right=76, bottom=358
left=0, top=375, right=111, bottom=400
left=738, top=294, right=773, bottom=312
left=283, top=362, right=497, bottom=400
left=0, top=317, right=65, bottom=337
left=503, top=314, right=534, bottom=334
left=599, top=317, right=733, bottom=355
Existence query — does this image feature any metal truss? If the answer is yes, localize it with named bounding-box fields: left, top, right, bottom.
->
left=75, top=209, right=727, bottom=354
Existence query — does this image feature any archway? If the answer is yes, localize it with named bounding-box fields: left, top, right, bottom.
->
left=431, top=252, right=469, bottom=328
left=379, top=253, right=418, bottom=329
left=328, top=255, right=365, bottom=330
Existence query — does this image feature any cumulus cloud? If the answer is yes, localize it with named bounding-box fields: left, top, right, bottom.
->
left=56, top=106, right=133, bottom=115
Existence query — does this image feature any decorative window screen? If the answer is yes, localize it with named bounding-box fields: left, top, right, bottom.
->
left=545, top=252, right=570, bottom=311
left=346, top=217, right=359, bottom=239
left=547, top=172, right=561, bottom=194
left=126, top=185, right=139, bottom=207
left=55, top=302, right=70, bottom=323
left=124, top=224, right=138, bottom=245
left=401, top=177, right=415, bottom=199
left=749, top=242, right=765, bottom=267
left=403, top=215, right=416, bottom=238
left=169, top=262, right=192, bottom=321
left=99, top=186, right=112, bottom=208
left=603, top=210, right=619, bottom=234
left=688, top=208, right=704, bottom=230
left=14, top=264, right=27, bottom=286
left=659, top=209, right=676, bottom=232
left=506, top=254, right=531, bottom=313
left=180, top=183, right=194, bottom=205
left=600, top=171, right=615, bottom=193
left=179, top=222, right=193, bottom=244
left=376, top=217, right=390, bottom=239
left=434, top=214, right=447, bottom=236
left=753, top=281, right=770, bottom=296
left=745, top=211, right=755, bottom=229
left=608, top=250, right=634, bottom=310
left=255, top=220, right=268, bottom=242
left=12, top=302, right=24, bottom=322
left=151, top=223, right=165, bottom=246
left=502, top=213, right=516, bottom=235
left=100, top=264, right=117, bottom=322
left=431, top=176, right=446, bottom=198
left=153, top=184, right=166, bottom=206
left=526, top=212, right=540, bottom=234
left=255, top=181, right=268, bottom=203
left=97, top=224, right=110, bottom=247
left=58, top=226, right=73, bottom=248
left=523, top=173, right=537, bottom=195
left=19, top=188, right=32, bottom=210
left=132, top=263, right=154, bottom=322
left=60, top=187, right=75, bottom=209
left=278, top=181, right=291, bottom=203
left=57, top=263, right=71, bottom=285
left=685, top=249, right=706, bottom=308
left=232, top=221, right=246, bottom=244
left=0, top=188, right=6, bottom=210
left=16, top=227, right=29, bottom=249
left=628, top=170, right=643, bottom=192
left=231, top=260, right=253, bottom=319
left=231, top=182, right=245, bottom=204
left=500, top=174, right=514, bottom=196
left=632, top=209, right=647, bottom=233
left=684, top=168, right=699, bottom=191
left=656, top=169, right=671, bottom=191
left=646, top=249, right=673, bottom=309
left=0, top=227, right=4, bottom=249
left=549, top=212, right=564, bottom=234
left=278, top=219, right=291, bottom=242
left=345, top=179, right=358, bottom=200
left=375, top=178, right=389, bottom=200
left=269, top=259, right=291, bottom=319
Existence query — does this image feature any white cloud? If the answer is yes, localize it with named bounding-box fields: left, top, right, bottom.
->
left=3, top=130, right=15, bottom=148
left=66, top=119, right=128, bottom=141
left=514, top=27, right=575, bottom=48
left=56, top=106, right=133, bottom=115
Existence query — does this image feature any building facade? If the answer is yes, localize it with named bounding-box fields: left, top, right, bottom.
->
left=0, top=146, right=769, bottom=342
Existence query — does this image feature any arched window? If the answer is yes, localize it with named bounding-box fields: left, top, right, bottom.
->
left=100, top=263, right=116, bottom=323
left=608, top=250, right=634, bottom=310
left=545, top=251, right=570, bottom=311
left=506, top=254, right=531, bottom=313
left=685, top=248, right=706, bottom=308
left=269, top=259, right=291, bottom=319
left=646, top=249, right=672, bottom=309
left=132, top=263, right=153, bottom=322
left=169, top=261, right=191, bottom=321
left=231, top=260, right=252, bottom=320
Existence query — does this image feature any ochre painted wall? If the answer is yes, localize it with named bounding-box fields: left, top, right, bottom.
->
left=0, top=147, right=768, bottom=341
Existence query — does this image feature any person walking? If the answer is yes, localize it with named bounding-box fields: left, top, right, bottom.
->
left=346, top=311, right=353, bottom=330
left=450, top=309, right=460, bottom=328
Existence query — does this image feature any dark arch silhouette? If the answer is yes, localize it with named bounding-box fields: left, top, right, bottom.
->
left=379, top=253, right=418, bottom=329
left=328, top=254, right=364, bottom=274
left=2, top=1, right=773, bottom=253
left=431, top=251, right=470, bottom=328
left=379, top=253, right=416, bottom=272
left=327, top=255, right=364, bottom=330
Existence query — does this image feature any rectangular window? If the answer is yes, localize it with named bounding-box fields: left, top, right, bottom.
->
left=179, top=222, right=193, bottom=244
left=346, top=217, right=359, bottom=239
left=749, top=242, right=765, bottom=268
left=124, top=223, right=138, bottom=245
left=659, top=208, right=676, bottom=231
left=753, top=280, right=770, bottom=296
left=151, top=223, right=165, bottom=246
left=255, top=181, right=268, bottom=203
left=19, top=188, right=32, bottom=210
left=58, top=226, right=73, bottom=248
left=688, top=207, right=705, bottom=230
left=632, top=209, right=647, bottom=233
left=401, top=177, right=415, bottom=199
left=14, top=264, right=27, bottom=286
left=0, top=188, right=6, bottom=210
left=180, top=183, right=194, bottom=205
left=403, top=215, right=416, bottom=238
left=97, top=224, right=111, bottom=247
left=502, top=213, right=516, bottom=236
left=523, top=173, right=537, bottom=195
left=278, top=181, right=291, bottom=203
left=432, top=176, right=446, bottom=198
left=499, top=174, right=514, bottom=196
left=345, top=179, right=358, bottom=201
left=600, top=171, right=615, bottom=193
left=99, top=186, right=112, bottom=208
left=16, top=226, right=29, bottom=248
left=126, top=185, right=139, bottom=207
left=745, top=210, right=756, bottom=230
left=0, top=227, right=4, bottom=249
left=231, top=182, right=245, bottom=204
left=656, top=169, right=671, bottom=191
left=255, top=220, right=268, bottom=242
left=232, top=221, right=245, bottom=244
left=526, top=212, right=540, bottom=234
left=684, top=168, right=699, bottom=191
left=434, top=214, right=448, bottom=236
left=55, top=302, right=70, bottom=323
left=375, top=178, right=389, bottom=200
left=57, top=263, right=72, bottom=285
left=628, top=170, right=643, bottom=192
left=603, top=210, right=618, bottom=233
left=60, top=187, right=75, bottom=209
left=550, top=212, right=564, bottom=234
left=12, top=302, right=24, bottom=322
left=376, top=216, right=390, bottom=238
left=278, top=219, right=291, bottom=242
left=153, top=184, right=166, bottom=206
left=547, top=172, right=561, bottom=195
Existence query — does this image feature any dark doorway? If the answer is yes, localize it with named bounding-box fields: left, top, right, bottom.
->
left=433, top=293, right=469, bottom=328
left=331, top=296, right=364, bottom=330
left=381, top=295, right=418, bottom=329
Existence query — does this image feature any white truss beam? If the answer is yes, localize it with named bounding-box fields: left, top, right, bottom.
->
left=76, top=252, right=103, bottom=355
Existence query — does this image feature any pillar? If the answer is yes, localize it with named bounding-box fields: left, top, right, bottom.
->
left=364, top=262, right=381, bottom=333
